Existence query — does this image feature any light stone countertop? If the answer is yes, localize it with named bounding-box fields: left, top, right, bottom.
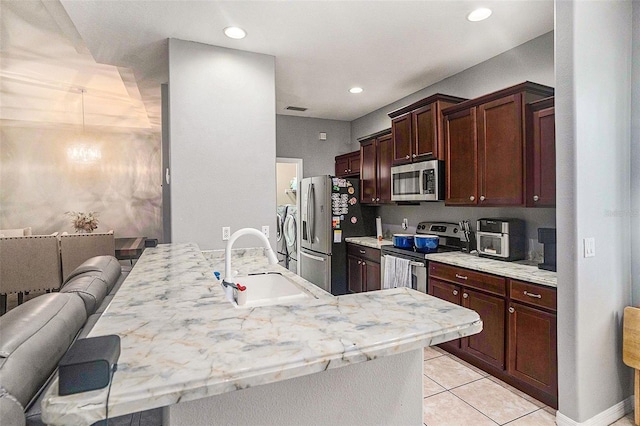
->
left=345, top=236, right=393, bottom=249
left=41, top=242, right=482, bottom=426
left=425, top=252, right=557, bottom=288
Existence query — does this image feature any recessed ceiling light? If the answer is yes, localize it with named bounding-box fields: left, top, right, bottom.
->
left=467, top=8, right=492, bottom=22
left=349, top=87, right=363, bottom=94
left=224, top=26, right=247, bottom=39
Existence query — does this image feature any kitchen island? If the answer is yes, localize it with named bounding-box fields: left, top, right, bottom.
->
left=41, top=243, right=482, bottom=425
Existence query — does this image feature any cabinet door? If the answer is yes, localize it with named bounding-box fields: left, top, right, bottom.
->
left=347, top=255, right=364, bottom=293
left=377, top=133, right=393, bottom=203
left=461, top=288, right=506, bottom=369
left=477, top=94, right=524, bottom=206
left=429, top=278, right=462, bottom=351
left=335, top=157, right=349, bottom=177
left=413, top=104, right=437, bottom=160
left=360, top=140, right=377, bottom=204
left=445, top=108, right=477, bottom=205
left=508, top=302, right=557, bottom=402
left=363, top=260, right=381, bottom=292
left=348, top=153, right=361, bottom=176
left=530, top=106, right=555, bottom=207
left=391, top=114, right=412, bottom=165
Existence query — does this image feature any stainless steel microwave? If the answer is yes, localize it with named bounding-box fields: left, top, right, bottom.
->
left=391, top=160, right=444, bottom=202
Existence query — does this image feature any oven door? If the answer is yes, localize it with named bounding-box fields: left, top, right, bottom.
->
left=380, top=254, right=427, bottom=293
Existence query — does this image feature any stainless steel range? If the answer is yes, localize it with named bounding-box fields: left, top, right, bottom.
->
left=381, top=222, right=463, bottom=293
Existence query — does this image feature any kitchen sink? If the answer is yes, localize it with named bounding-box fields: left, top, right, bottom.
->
left=228, top=272, right=312, bottom=308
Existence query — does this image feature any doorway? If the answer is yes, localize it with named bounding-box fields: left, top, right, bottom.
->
left=276, top=158, right=303, bottom=275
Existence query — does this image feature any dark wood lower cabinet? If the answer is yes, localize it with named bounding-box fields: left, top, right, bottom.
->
left=462, top=288, right=505, bottom=369
left=347, top=244, right=381, bottom=293
left=428, top=262, right=558, bottom=408
left=508, top=302, right=557, bottom=405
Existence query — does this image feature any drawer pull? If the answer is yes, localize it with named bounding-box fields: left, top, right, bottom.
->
left=455, top=274, right=468, bottom=280
left=509, top=307, right=515, bottom=314
left=359, top=249, right=366, bottom=254
left=524, top=291, right=542, bottom=299
left=358, top=260, right=362, bottom=265
left=463, top=293, right=468, bottom=299
left=453, top=290, right=458, bottom=296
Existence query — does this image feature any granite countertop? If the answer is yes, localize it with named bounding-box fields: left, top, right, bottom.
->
left=425, top=252, right=557, bottom=288
left=345, top=236, right=393, bottom=249
left=41, top=242, right=482, bottom=426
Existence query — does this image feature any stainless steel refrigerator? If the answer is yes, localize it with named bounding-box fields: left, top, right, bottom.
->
left=299, top=176, right=374, bottom=295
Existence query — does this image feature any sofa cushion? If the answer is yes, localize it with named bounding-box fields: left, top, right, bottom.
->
left=59, top=276, right=108, bottom=316
left=0, top=293, right=86, bottom=408
left=62, top=255, right=122, bottom=293
left=1, top=390, right=26, bottom=426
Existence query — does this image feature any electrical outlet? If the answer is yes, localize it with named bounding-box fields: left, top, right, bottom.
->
left=262, top=225, right=269, bottom=238
left=584, top=237, right=595, bottom=258
left=222, top=227, right=230, bottom=241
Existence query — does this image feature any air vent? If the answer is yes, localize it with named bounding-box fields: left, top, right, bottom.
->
left=285, top=106, right=307, bottom=112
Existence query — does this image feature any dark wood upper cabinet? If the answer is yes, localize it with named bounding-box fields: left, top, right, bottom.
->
left=358, top=129, right=392, bottom=205
left=334, top=150, right=360, bottom=177
left=443, top=82, right=554, bottom=207
left=526, top=97, right=556, bottom=207
left=445, top=107, right=478, bottom=206
left=389, top=94, right=467, bottom=165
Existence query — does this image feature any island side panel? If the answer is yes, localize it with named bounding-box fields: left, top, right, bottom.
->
left=164, top=349, right=423, bottom=425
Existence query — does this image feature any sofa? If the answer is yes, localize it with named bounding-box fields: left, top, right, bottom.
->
left=0, top=255, right=159, bottom=426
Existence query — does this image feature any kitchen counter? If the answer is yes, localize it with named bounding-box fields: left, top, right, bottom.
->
left=41, top=242, right=482, bottom=425
left=425, top=251, right=557, bottom=288
left=345, top=236, right=393, bottom=249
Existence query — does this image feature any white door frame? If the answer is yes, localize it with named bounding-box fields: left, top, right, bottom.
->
left=276, top=157, right=303, bottom=275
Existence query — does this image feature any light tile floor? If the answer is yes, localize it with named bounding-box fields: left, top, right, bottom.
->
left=422, top=346, right=633, bottom=426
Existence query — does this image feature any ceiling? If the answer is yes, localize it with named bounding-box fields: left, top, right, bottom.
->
left=1, top=0, right=554, bottom=131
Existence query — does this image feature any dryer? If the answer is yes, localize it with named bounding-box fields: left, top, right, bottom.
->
left=284, top=205, right=298, bottom=273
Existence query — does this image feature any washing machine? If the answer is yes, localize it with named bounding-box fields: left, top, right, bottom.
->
left=276, top=205, right=289, bottom=267
left=284, top=205, right=298, bottom=274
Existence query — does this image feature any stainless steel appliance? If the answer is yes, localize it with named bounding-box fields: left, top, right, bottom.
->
left=299, top=176, right=374, bottom=295
left=381, top=222, right=463, bottom=293
left=476, top=218, right=526, bottom=261
left=390, top=160, right=444, bottom=202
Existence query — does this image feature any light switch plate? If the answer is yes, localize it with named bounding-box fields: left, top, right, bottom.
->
left=222, top=227, right=230, bottom=241
left=584, top=237, right=595, bottom=258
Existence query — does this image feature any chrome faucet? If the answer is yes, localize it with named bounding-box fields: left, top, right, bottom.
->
left=223, top=228, right=278, bottom=301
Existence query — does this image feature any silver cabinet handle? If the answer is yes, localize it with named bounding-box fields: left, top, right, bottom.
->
left=480, top=195, right=485, bottom=201
left=524, top=291, right=542, bottom=299
left=533, top=195, right=540, bottom=202
left=412, top=154, right=417, bottom=158
left=469, top=196, right=475, bottom=201
left=359, top=249, right=366, bottom=254
left=463, top=293, right=469, bottom=299
left=405, top=155, right=410, bottom=159
left=509, top=307, right=515, bottom=314
left=362, top=262, right=366, bottom=266
left=376, top=198, right=380, bottom=202
left=358, top=260, right=362, bottom=265
left=453, top=290, right=458, bottom=296
left=371, top=198, right=375, bottom=202
left=344, top=169, right=348, bottom=173
left=455, top=274, right=468, bottom=280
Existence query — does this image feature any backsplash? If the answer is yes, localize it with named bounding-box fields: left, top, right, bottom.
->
left=377, top=203, right=555, bottom=261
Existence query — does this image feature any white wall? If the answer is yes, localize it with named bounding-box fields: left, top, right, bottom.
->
left=351, top=32, right=555, bottom=143
left=276, top=115, right=352, bottom=178
left=168, top=39, right=276, bottom=250
left=631, top=0, right=640, bottom=307
left=555, top=1, right=633, bottom=422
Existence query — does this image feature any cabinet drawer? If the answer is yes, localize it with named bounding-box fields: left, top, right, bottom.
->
left=509, top=280, right=557, bottom=312
left=429, top=262, right=505, bottom=296
left=347, top=244, right=380, bottom=263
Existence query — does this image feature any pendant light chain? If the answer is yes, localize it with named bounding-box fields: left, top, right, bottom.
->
left=80, top=88, right=86, bottom=131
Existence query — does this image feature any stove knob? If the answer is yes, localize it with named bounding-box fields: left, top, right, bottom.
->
left=453, top=228, right=458, bottom=233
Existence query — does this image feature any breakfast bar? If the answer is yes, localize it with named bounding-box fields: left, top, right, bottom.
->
left=41, top=243, right=482, bottom=425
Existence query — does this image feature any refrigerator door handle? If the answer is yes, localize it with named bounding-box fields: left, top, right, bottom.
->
left=303, top=182, right=311, bottom=242
left=300, top=251, right=326, bottom=262
left=309, top=183, right=315, bottom=243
